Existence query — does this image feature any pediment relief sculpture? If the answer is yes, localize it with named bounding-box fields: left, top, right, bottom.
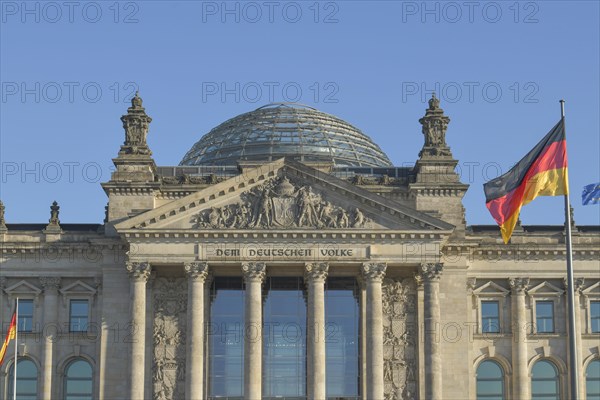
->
left=192, top=176, right=372, bottom=229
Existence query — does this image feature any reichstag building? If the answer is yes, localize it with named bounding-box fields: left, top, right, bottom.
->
left=1, top=94, right=599, bottom=400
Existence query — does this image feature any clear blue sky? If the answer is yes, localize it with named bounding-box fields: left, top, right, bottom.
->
left=1, top=0, right=599, bottom=225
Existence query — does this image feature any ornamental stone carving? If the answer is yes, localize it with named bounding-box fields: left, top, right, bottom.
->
left=0, top=200, right=7, bottom=231
left=120, top=92, right=153, bottom=156
left=153, top=277, right=187, bottom=400
left=241, top=262, right=266, bottom=282
left=419, top=263, right=443, bottom=282
left=304, top=262, right=329, bottom=282
left=382, top=277, right=418, bottom=399
left=192, top=176, right=371, bottom=229
left=362, top=262, right=387, bottom=282
left=183, top=262, right=209, bottom=282
left=126, top=262, right=152, bottom=281
left=418, top=93, right=452, bottom=158
left=508, top=277, right=530, bottom=293
left=39, top=277, right=61, bottom=292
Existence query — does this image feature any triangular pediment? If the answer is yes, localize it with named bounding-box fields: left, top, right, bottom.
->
left=4, top=280, right=42, bottom=295
left=582, top=282, right=600, bottom=295
left=528, top=281, right=564, bottom=296
left=59, top=280, right=97, bottom=296
left=473, top=281, right=510, bottom=297
left=115, top=158, right=454, bottom=233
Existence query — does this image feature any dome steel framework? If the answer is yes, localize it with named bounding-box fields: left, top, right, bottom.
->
left=180, top=103, right=393, bottom=167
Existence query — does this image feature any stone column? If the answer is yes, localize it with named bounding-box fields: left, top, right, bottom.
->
left=184, top=262, right=209, bottom=400
left=361, top=262, right=387, bottom=400
left=357, top=277, right=368, bottom=400
left=126, top=262, right=152, bottom=400
left=40, top=277, right=60, bottom=400
left=242, top=262, right=266, bottom=400
left=305, top=262, right=329, bottom=400
left=420, top=263, right=443, bottom=400
left=508, top=277, right=530, bottom=400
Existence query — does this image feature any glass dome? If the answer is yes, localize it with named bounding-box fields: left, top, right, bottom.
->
left=179, top=103, right=393, bottom=167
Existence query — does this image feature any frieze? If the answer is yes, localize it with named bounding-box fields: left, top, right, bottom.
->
left=199, top=244, right=368, bottom=261
left=192, top=176, right=371, bottom=229
left=382, top=277, right=418, bottom=399
left=153, top=277, right=187, bottom=400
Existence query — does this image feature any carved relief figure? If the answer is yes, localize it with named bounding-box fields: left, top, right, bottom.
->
left=152, top=278, right=187, bottom=400
left=193, top=176, right=371, bottom=229
left=382, top=277, right=417, bottom=399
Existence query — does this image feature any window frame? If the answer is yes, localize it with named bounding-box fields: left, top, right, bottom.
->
left=17, top=299, right=35, bottom=333
left=586, top=358, right=600, bottom=400
left=470, top=281, right=510, bottom=335
left=68, top=299, right=90, bottom=333
left=480, top=300, right=501, bottom=334
left=7, top=357, right=39, bottom=400
left=475, top=359, right=506, bottom=400
left=531, top=359, right=561, bottom=400
left=534, top=300, right=556, bottom=334
left=62, top=358, right=94, bottom=400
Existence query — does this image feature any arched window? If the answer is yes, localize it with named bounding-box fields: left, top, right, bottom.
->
left=64, top=359, right=93, bottom=400
left=587, top=360, right=600, bottom=400
left=476, top=360, right=505, bottom=400
left=7, top=358, right=38, bottom=400
left=531, top=360, right=560, bottom=399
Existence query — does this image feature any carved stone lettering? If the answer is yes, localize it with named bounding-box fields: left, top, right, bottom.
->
left=153, top=277, right=187, bottom=400
left=192, top=176, right=371, bottom=229
left=382, top=277, right=418, bottom=399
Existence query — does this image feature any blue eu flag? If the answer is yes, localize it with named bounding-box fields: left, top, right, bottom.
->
left=582, top=183, right=600, bottom=205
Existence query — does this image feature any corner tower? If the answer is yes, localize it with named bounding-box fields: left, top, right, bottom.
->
left=410, top=94, right=469, bottom=237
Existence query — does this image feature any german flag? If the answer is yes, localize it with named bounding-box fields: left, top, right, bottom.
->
left=484, top=119, right=569, bottom=243
left=0, top=307, right=17, bottom=367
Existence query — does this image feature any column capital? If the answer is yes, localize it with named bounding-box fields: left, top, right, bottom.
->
left=362, top=262, right=387, bottom=282
left=39, top=277, right=61, bottom=292
left=419, top=263, right=443, bottom=282
left=563, top=277, right=585, bottom=293
left=304, top=262, right=329, bottom=283
left=184, top=262, right=209, bottom=282
left=508, top=277, right=530, bottom=293
left=126, top=262, right=152, bottom=282
left=242, top=262, right=266, bottom=282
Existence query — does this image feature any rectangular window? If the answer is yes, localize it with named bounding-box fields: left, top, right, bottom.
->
left=481, top=301, right=500, bottom=333
left=591, top=301, right=600, bottom=333
left=326, top=278, right=360, bottom=399
left=209, top=277, right=244, bottom=399
left=536, top=301, right=554, bottom=333
left=17, top=300, right=34, bottom=332
left=69, top=300, right=89, bottom=332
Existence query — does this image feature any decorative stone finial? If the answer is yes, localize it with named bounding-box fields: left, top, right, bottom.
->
left=428, top=92, right=440, bottom=110
left=418, top=94, right=452, bottom=158
left=0, top=200, right=7, bottom=232
left=565, top=205, right=576, bottom=230
left=104, top=203, right=109, bottom=223
left=49, top=201, right=60, bottom=225
left=119, top=91, right=153, bottom=156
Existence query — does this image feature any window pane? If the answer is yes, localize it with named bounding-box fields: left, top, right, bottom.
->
left=591, top=301, right=600, bottom=333
left=481, top=301, right=500, bottom=333
left=326, top=278, right=360, bottom=398
left=65, top=359, right=93, bottom=400
left=209, top=277, right=244, bottom=397
left=8, top=359, right=39, bottom=399
left=476, top=360, right=504, bottom=400
left=263, top=277, right=306, bottom=398
left=536, top=302, right=554, bottom=333
left=18, top=300, right=34, bottom=332
left=532, top=360, right=559, bottom=399
left=587, top=360, right=600, bottom=400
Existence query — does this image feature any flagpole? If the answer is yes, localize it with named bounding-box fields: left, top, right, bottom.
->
left=561, top=99, right=579, bottom=400
left=13, top=298, right=18, bottom=400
